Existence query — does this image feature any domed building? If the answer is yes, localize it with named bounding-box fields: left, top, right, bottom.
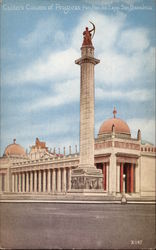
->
left=0, top=110, right=155, bottom=200
left=3, top=139, right=26, bottom=157
left=98, top=108, right=131, bottom=139
left=0, top=24, right=155, bottom=201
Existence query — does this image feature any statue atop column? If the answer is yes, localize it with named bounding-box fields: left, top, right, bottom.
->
left=82, top=21, right=95, bottom=46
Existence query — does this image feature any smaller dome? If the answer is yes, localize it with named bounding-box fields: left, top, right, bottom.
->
left=99, top=108, right=131, bottom=136
left=99, top=118, right=131, bottom=135
left=4, top=139, right=26, bottom=156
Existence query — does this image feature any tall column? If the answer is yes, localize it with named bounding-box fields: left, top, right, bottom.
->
left=52, top=169, right=56, bottom=192
left=22, top=173, right=25, bottom=192
left=38, top=170, right=42, bottom=192
left=71, top=25, right=103, bottom=190
left=47, top=169, right=51, bottom=193
left=34, top=171, right=37, bottom=193
left=76, top=46, right=100, bottom=169
left=57, top=169, right=61, bottom=192
left=26, top=172, right=29, bottom=192
left=43, top=170, right=46, bottom=192
left=120, top=163, right=123, bottom=193
left=62, top=168, right=66, bottom=192
left=130, top=164, right=134, bottom=193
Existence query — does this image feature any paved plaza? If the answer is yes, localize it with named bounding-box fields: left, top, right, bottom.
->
left=0, top=203, right=155, bottom=249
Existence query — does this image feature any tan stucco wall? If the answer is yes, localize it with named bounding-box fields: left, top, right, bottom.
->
left=140, top=153, right=156, bottom=196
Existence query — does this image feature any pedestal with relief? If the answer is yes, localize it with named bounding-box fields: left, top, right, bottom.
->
left=71, top=24, right=103, bottom=191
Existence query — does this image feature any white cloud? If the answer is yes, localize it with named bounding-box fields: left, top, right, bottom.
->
left=6, top=48, right=79, bottom=84
left=4, top=11, right=154, bottom=110
left=95, top=88, right=152, bottom=102
left=1, top=114, right=79, bottom=154
left=19, top=17, right=61, bottom=48
left=118, top=28, right=150, bottom=53
left=96, top=46, right=154, bottom=85
left=127, top=118, right=155, bottom=145
left=27, top=79, right=80, bottom=111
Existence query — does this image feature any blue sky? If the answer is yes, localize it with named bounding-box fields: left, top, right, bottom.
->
left=0, top=0, right=155, bottom=155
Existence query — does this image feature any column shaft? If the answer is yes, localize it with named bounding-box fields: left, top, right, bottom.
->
left=18, top=173, right=21, bottom=192
left=47, top=169, right=51, bottom=192
left=130, top=164, right=134, bottom=193
left=52, top=169, right=56, bottom=192
left=14, top=174, right=17, bottom=192
left=106, top=163, right=109, bottom=192
left=26, top=172, right=29, bottom=192
left=38, top=171, right=42, bottom=192
left=34, top=171, right=37, bottom=192
left=62, top=168, right=66, bottom=192
left=68, top=168, right=71, bottom=190
left=103, top=163, right=107, bottom=190
left=22, top=173, right=25, bottom=192
left=12, top=174, right=15, bottom=192
left=30, top=172, right=33, bottom=192
left=43, top=170, right=46, bottom=192
left=116, top=164, right=120, bottom=193
left=120, top=163, right=123, bottom=193
left=127, top=165, right=130, bottom=193
left=57, top=169, right=61, bottom=192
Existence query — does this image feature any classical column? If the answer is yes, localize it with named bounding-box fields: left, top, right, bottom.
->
left=71, top=24, right=103, bottom=190
left=127, top=165, right=130, bottom=193
left=106, top=163, right=109, bottom=192
left=26, top=172, right=29, bottom=192
left=22, top=173, right=25, bottom=192
left=52, top=169, right=56, bottom=192
left=120, top=163, right=123, bottom=193
left=14, top=174, right=17, bottom=192
left=38, top=170, right=42, bottom=192
left=103, top=163, right=107, bottom=190
left=34, top=171, right=37, bottom=193
left=130, top=164, right=134, bottom=193
left=12, top=174, right=15, bottom=192
left=116, top=164, right=120, bottom=193
left=30, top=171, right=33, bottom=192
left=18, top=173, right=21, bottom=192
left=62, top=168, right=66, bottom=192
left=47, top=169, right=51, bottom=193
left=0, top=175, right=2, bottom=192
left=57, top=169, right=61, bottom=192
left=68, top=168, right=71, bottom=191
left=43, top=170, right=46, bottom=192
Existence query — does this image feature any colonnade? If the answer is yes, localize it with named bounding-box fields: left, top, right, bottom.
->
left=120, top=163, right=135, bottom=193
left=11, top=167, right=72, bottom=193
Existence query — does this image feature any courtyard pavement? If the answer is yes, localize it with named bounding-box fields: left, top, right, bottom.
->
left=0, top=203, right=155, bottom=249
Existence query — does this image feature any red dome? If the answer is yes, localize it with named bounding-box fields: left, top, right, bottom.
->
left=99, top=117, right=131, bottom=135
left=4, top=139, right=26, bottom=156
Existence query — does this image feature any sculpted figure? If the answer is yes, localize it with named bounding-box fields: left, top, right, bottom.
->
left=82, top=21, right=95, bottom=46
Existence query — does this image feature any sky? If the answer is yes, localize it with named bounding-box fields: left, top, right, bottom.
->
left=0, top=0, right=155, bottom=155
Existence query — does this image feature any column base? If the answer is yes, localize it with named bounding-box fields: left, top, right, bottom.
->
left=71, top=166, right=103, bottom=190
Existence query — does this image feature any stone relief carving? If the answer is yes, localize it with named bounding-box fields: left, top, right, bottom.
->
left=71, top=176, right=103, bottom=190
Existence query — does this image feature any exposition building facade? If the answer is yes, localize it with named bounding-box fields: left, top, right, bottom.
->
left=0, top=24, right=155, bottom=200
